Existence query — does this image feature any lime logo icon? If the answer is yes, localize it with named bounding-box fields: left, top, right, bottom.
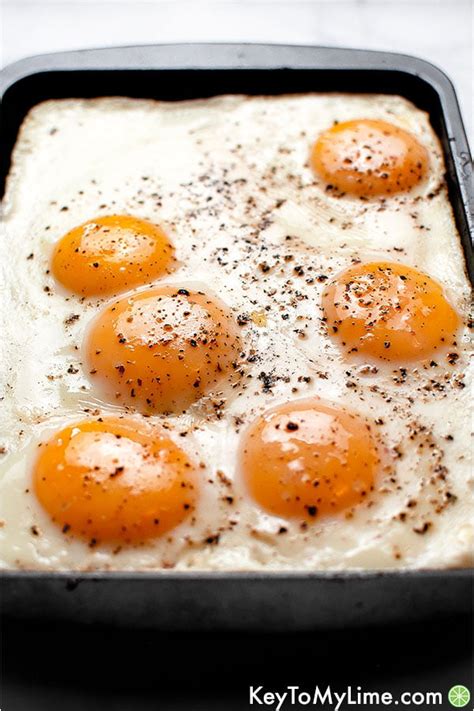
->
left=448, top=685, right=470, bottom=708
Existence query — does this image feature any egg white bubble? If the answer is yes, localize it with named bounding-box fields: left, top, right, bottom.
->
left=0, top=93, right=472, bottom=571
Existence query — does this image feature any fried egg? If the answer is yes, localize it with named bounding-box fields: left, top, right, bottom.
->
left=239, top=398, right=387, bottom=520
left=311, top=119, right=429, bottom=197
left=322, top=261, right=460, bottom=362
left=33, top=416, right=198, bottom=544
left=52, top=214, right=176, bottom=296
left=84, top=284, right=243, bottom=414
left=0, top=93, right=472, bottom=571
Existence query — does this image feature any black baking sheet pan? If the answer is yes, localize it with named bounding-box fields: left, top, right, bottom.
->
left=0, top=44, right=472, bottom=631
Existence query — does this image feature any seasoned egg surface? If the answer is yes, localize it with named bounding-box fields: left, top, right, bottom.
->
left=33, top=417, right=198, bottom=544
left=0, top=93, right=472, bottom=572
left=322, top=261, right=460, bottom=363
left=52, top=214, right=176, bottom=296
left=84, top=284, right=243, bottom=414
left=311, top=119, right=429, bottom=197
left=240, top=398, right=387, bottom=520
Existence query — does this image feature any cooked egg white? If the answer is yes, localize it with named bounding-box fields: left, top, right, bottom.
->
left=0, top=93, right=472, bottom=571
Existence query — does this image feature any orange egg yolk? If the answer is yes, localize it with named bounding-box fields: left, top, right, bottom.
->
left=240, top=399, right=381, bottom=521
left=322, top=261, right=460, bottom=362
left=311, top=119, right=429, bottom=197
left=51, top=215, right=176, bottom=296
left=84, top=285, right=242, bottom=414
left=33, top=418, right=198, bottom=544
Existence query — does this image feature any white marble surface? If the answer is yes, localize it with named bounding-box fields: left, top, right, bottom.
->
left=1, top=0, right=472, bottom=147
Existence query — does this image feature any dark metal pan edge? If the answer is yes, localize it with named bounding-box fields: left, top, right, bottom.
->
left=1, top=567, right=472, bottom=631
left=1, top=567, right=472, bottom=580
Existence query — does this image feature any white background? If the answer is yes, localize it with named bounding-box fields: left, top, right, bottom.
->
left=1, top=0, right=472, bottom=146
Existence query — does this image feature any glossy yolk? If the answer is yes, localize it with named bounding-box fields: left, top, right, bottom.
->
left=84, top=285, right=242, bottom=414
left=240, top=399, right=382, bottom=521
left=311, top=119, right=429, bottom=197
left=33, top=418, right=198, bottom=544
left=322, top=261, right=460, bottom=362
left=51, top=215, right=176, bottom=296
